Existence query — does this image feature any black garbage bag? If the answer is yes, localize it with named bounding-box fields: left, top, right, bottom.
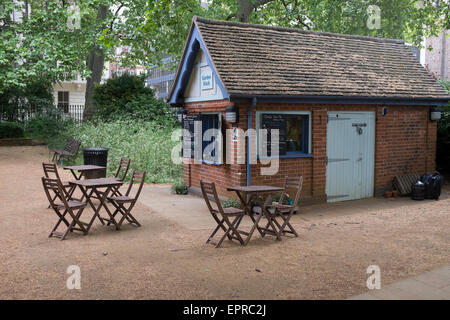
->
left=420, top=172, right=444, bottom=200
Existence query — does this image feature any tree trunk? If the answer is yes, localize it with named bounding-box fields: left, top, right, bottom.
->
left=83, top=5, right=108, bottom=120
left=237, top=0, right=274, bottom=23
left=237, top=0, right=253, bottom=22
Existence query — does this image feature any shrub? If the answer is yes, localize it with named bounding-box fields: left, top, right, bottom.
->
left=0, top=122, right=24, bottom=138
left=222, top=199, right=241, bottom=209
left=171, top=181, right=188, bottom=195
left=25, top=115, right=72, bottom=139
left=0, top=81, right=54, bottom=122
left=93, top=74, right=175, bottom=125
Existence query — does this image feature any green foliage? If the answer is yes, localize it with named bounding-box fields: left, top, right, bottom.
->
left=436, top=79, right=450, bottom=175
left=93, top=73, right=176, bottom=125
left=0, top=81, right=54, bottom=122
left=25, top=115, right=73, bottom=139
left=0, top=122, right=24, bottom=138
left=272, top=193, right=292, bottom=205
left=46, top=119, right=182, bottom=183
left=222, top=198, right=241, bottom=208
left=171, top=181, right=188, bottom=195
left=208, top=0, right=448, bottom=47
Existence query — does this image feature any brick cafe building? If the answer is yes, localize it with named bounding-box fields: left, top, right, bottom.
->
left=168, top=16, right=449, bottom=204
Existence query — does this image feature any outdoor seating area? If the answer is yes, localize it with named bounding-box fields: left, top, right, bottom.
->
left=41, top=153, right=145, bottom=240
left=1, top=146, right=449, bottom=300
left=201, top=179, right=303, bottom=248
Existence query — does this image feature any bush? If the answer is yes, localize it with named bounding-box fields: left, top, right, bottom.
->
left=171, top=181, right=188, bottom=195
left=0, top=81, right=54, bottom=122
left=93, top=74, right=176, bottom=126
left=25, top=115, right=72, bottom=139
left=0, top=122, right=24, bottom=138
left=222, top=199, right=241, bottom=208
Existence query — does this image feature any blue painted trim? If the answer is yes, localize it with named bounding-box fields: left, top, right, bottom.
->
left=246, top=97, right=257, bottom=186
left=302, top=115, right=309, bottom=154
left=169, top=26, right=228, bottom=105
left=259, top=152, right=313, bottom=160
left=230, top=94, right=449, bottom=106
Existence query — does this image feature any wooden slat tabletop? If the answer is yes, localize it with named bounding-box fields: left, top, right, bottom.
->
left=64, top=165, right=106, bottom=171
left=227, top=185, right=283, bottom=193
left=69, top=177, right=122, bottom=188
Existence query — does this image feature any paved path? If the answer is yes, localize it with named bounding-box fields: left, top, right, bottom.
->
left=349, top=265, right=450, bottom=300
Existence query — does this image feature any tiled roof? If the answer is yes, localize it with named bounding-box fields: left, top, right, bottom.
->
left=193, top=16, right=448, bottom=100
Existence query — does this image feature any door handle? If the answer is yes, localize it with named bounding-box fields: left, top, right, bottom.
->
left=357, top=157, right=363, bottom=162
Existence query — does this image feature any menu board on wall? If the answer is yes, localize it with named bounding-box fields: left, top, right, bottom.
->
left=261, top=114, right=287, bottom=156
left=182, top=114, right=201, bottom=158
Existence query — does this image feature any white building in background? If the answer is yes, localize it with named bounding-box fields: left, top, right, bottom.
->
left=52, top=47, right=146, bottom=110
left=422, top=30, right=449, bottom=80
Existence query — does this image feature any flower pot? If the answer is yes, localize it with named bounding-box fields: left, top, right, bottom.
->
left=384, top=191, right=392, bottom=198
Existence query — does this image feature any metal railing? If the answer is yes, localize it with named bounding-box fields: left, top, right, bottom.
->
left=0, top=104, right=85, bottom=123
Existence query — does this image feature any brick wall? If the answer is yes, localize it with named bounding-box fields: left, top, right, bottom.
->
left=182, top=99, right=436, bottom=202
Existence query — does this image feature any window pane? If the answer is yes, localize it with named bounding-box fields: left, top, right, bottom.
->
left=286, top=115, right=304, bottom=152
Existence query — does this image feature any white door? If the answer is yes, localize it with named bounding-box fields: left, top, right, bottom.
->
left=326, top=111, right=375, bottom=202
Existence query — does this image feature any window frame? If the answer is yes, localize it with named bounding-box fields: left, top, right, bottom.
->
left=199, top=112, right=222, bottom=165
left=256, top=110, right=312, bottom=159
left=57, top=91, right=69, bottom=114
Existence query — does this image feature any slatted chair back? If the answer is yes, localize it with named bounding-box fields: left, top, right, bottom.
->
left=114, top=158, right=131, bottom=181
left=124, top=170, right=146, bottom=200
left=279, top=176, right=303, bottom=205
left=64, top=138, right=81, bottom=155
left=43, top=162, right=62, bottom=180
left=200, top=181, right=223, bottom=215
left=42, top=177, right=66, bottom=208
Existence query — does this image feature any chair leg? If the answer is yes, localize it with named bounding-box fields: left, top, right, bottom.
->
left=215, top=216, right=245, bottom=248
left=278, top=212, right=298, bottom=237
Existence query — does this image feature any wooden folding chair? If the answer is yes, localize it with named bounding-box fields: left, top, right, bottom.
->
left=42, top=162, right=76, bottom=207
left=110, top=157, right=130, bottom=197
left=107, top=170, right=145, bottom=229
left=200, top=180, right=246, bottom=248
left=41, top=177, right=88, bottom=240
left=49, top=138, right=81, bottom=166
left=262, top=176, right=303, bottom=238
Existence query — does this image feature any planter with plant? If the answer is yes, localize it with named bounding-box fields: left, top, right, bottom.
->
left=171, top=181, right=188, bottom=195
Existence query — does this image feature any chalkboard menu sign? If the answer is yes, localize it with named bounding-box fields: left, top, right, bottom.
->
left=182, top=114, right=200, bottom=158
left=261, top=114, right=287, bottom=156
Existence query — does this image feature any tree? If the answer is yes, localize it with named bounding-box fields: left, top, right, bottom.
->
left=1, top=0, right=448, bottom=120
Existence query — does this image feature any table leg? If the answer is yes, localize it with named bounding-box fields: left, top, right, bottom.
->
left=92, top=186, right=120, bottom=230
left=81, top=186, right=106, bottom=232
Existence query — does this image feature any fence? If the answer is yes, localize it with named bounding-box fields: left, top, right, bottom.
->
left=0, top=104, right=85, bottom=124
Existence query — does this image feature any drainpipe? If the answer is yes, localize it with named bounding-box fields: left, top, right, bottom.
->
left=246, top=97, right=257, bottom=186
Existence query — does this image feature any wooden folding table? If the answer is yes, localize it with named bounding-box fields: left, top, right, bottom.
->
left=64, top=165, right=106, bottom=180
left=69, top=178, right=124, bottom=231
left=226, top=185, right=284, bottom=245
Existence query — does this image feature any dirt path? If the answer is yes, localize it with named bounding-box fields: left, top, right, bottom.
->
left=0, top=146, right=449, bottom=299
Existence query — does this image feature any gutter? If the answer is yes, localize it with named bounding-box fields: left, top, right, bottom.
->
left=246, top=97, right=257, bottom=186
left=229, top=94, right=450, bottom=106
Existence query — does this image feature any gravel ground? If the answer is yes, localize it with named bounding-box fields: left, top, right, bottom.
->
left=0, top=146, right=449, bottom=299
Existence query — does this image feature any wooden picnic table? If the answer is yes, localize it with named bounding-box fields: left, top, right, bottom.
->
left=69, top=178, right=123, bottom=232
left=226, top=185, right=284, bottom=245
left=64, top=165, right=106, bottom=180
